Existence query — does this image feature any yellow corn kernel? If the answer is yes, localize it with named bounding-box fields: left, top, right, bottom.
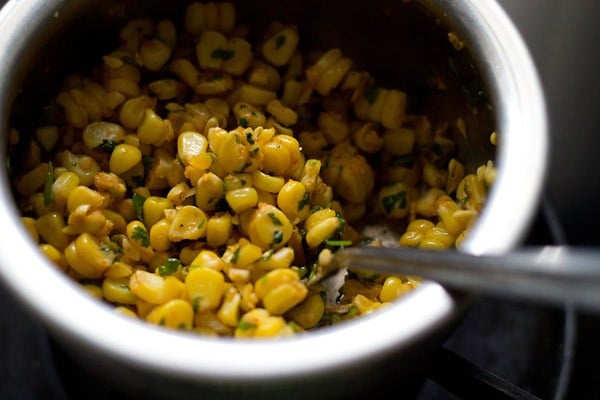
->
left=56, top=91, right=87, bottom=128
left=61, top=151, right=101, bottom=187
left=232, top=241, right=263, bottom=269
left=277, top=180, right=310, bottom=222
left=156, top=19, right=176, bottom=48
left=217, top=286, right=242, bottom=327
left=190, top=250, right=227, bottom=271
left=36, top=212, right=70, bottom=251
left=447, top=158, right=465, bottom=194
left=318, top=112, right=349, bottom=144
left=39, top=244, right=67, bottom=270
left=64, top=242, right=101, bottom=278
left=101, top=209, right=127, bottom=234
left=22, top=217, right=39, bottom=243
left=76, top=232, right=115, bottom=270
left=399, top=219, right=436, bottom=247
left=223, top=173, right=253, bottom=191
left=195, top=73, right=234, bottom=96
left=103, top=277, right=138, bottom=305
left=266, top=99, right=297, bottom=126
left=223, top=38, right=253, bottom=76
left=66, top=185, right=104, bottom=213
left=186, top=266, right=226, bottom=312
left=305, top=217, right=341, bottom=248
left=306, top=48, right=342, bottom=86
left=149, top=218, right=171, bottom=251
left=254, top=268, right=308, bottom=315
left=280, top=80, right=306, bottom=108
left=380, top=89, right=407, bottom=129
left=335, top=154, right=375, bottom=204
left=247, top=203, right=293, bottom=249
left=166, top=182, right=193, bottom=206
left=251, top=170, right=284, bottom=193
left=315, top=57, right=353, bottom=96
left=129, top=270, right=185, bottom=305
left=255, top=247, right=294, bottom=270
left=237, top=83, right=277, bottom=106
left=140, top=39, right=172, bottom=72
left=287, top=293, right=325, bottom=329
left=261, top=26, right=299, bottom=67
left=354, top=122, right=383, bottom=154
left=437, top=196, right=464, bottom=236
left=298, top=131, right=328, bottom=159
left=137, top=108, right=171, bottom=146
left=382, top=127, right=415, bottom=156
left=104, top=261, right=134, bottom=279
left=456, top=174, right=487, bottom=211
left=146, top=299, right=194, bottom=330
left=195, top=172, right=224, bottom=211
left=148, top=79, right=182, bottom=100
left=167, top=205, right=208, bottom=242
left=378, top=182, right=409, bottom=218
left=352, top=294, right=383, bottom=315
left=114, top=306, right=137, bottom=318
left=81, top=283, right=103, bottom=300
left=196, top=30, right=228, bottom=70
left=225, top=187, right=258, bottom=213
left=206, top=212, right=233, bottom=248
left=379, top=276, right=414, bottom=302
left=51, top=171, right=80, bottom=210
left=234, top=308, right=293, bottom=338
left=105, top=77, right=140, bottom=98
left=16, top=163, right=48, bottom=197
left=119, top=96, right=154, bottom=130
left=169, top=58, right=200, bottom=88
left=142, top=196, right=173, bottom=229
left=35, top=125, right=59, bottom=152
left=109, top=144, right=142, bottom=175
left=82, top=121, right=125, bottom=152
left=415, top=188, right=446, bottom=218
left=420, top=225, right=455, bottom=249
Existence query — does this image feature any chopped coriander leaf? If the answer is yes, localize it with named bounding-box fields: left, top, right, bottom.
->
left=197, top=219, right=206, bottom=230
left=346, top=305, right=358, bottom=317
left=325, top=239, right=353, bottom=247
left=142, top=155, right=153, bottom=172
left=267, top=212, right=282, bottom=226
left=177, top=323, right=188, bottom=330
left=364, top=86, right=380, bottom=105
left=381, top=191, right=406, bottom=214
left=210, top=48, right=235, bottom=60
left=239, top=117, right=248, bottom=128
left=296, top=266, right=308, bottom=279
left=159, top=317, right=166, bottom=326
left=96, top=139, right=117, bottom=154
left=119, top=284, right=130, bottom=290
left=271, top=230, right=283, bottom=246
left=191, top=295, right=203, bottom=312
left=307, top=264, right=318, bottom=281
left=297, top=192, right=310, bottom=211
left=274, top=35, right=286, bottom=49
left=43, top=161, right=54, bottom=207
left=310, top=206, right=323, bottom=214
left=231, top=247, right=241, bottom=264
left=245, top=131, right=254, bottom=144
left=132, top=193, right=146, bottom=222
left=158, top=258, right=181, bottom=276
left=237, top=320, right=257, bottom=331
left=361, top=237, right=374, bottom=246
left=131, top=226, right=150, bottom=248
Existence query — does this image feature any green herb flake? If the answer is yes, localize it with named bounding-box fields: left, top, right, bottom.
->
left=119, top=284, right=131, bottom=291
left=267, top=212, right=283, bottom=226
left=237, top=320, right=257, bottom=331
left=197, top=219, right=206, bottom=230
left=381, top=191, right=406, bottom=214
left=307, top=264, right=318, bottom=281
left=296, top=266, right=308, bottom=279
left=191, top=295, right=203, bottom=312
left=96, top=139, right=117, bottom=154
left=231, top=247, right=241, bottom=264
left=210, top=48, right=235, bottom=60
left=297, top=192, right=310, bottom=212
left=361, top=237, right=374, bottom=246
left=132, top=193, right=146, bottom=223
left=142, top=155, right=153, bottom=172
left=271, top=230, right=284, bottom=246
left=274, top=35, right=286, bottom=50
left=325, top=240, right=353, bottom=247
left=239, top=117, right=248, bottom=128
left=245, top=131, right=255, bottom=144
left=364, top=86, right=380, bottom=105
left=43, top=162, right=54, bottom=207
left=159, top=317, right=166, bottom=326
left=346, top=305, right=358, bottom=317
left=158, top=258, right=181, bottom=276
left=310, top=206, right=323, bottom=214
left=131, top=226, right=150, bottom=248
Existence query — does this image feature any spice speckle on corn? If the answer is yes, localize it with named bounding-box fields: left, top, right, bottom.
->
left=9, top=2, right=495, bottom=339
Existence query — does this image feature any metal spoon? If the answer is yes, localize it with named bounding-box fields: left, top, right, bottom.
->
left=312, top=246, right=600, bottom=312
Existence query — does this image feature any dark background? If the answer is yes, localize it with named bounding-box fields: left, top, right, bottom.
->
left=1, top=0, right=600, bottom=399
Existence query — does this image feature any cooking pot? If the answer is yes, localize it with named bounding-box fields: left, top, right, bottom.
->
left=0, top=0, right=546, bottom=398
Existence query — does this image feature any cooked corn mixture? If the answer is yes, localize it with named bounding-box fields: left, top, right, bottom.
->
left=9, top=2, right=495, bottom=338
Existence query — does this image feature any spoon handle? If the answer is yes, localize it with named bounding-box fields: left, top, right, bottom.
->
left=334, top=246, right=600, bottom=312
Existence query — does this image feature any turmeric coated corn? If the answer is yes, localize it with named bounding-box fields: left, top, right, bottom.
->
left=10, top=2, right=494, bottom=339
